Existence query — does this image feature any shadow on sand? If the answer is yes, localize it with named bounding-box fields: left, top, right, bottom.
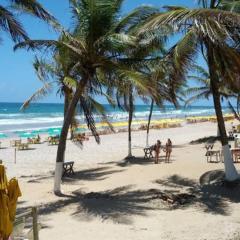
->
left=155, top=170, right=240, bottom=215
left=117, top=156, right=176, bottom=167
left=17, top=167, right=240, bottom=225
left=17, top=185, right=158, bottom=225
left=62, top=167, right=125, bottom=182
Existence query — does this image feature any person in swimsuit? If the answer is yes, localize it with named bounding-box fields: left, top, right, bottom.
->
left=154, top=140, right=161, bottom=164
left=165, top=138, right=172, bottom=163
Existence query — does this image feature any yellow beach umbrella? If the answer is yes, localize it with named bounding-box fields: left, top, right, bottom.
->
left=0, top=164, right=21, bottom=240
left=8, top=178, right=22, bottom=222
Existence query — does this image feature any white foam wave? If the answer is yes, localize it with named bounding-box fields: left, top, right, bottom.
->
left=0, top=117, right=64, bottom=126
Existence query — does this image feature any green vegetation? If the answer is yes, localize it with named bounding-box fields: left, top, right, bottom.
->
left=3, top=0, right=240, bottom=193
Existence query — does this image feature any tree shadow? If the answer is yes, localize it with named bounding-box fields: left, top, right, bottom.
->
left=155, top=171, right=240, bottom=215
left=62, top=167, right=125, bottom=182
left=117, top=157, right=154, bottom=167
left=20, top=173, right=53, bottom=183
left=17, top=185, right=160, bottom=225
left=17, top=147, right=36, bottom=151
left=190, top=136, right=220, bottom=144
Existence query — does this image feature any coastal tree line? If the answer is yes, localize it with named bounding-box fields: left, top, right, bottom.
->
left=1, top=0, right=240, bottom=194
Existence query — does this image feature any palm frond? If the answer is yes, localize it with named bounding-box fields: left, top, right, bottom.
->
left=140, top=7, right=240, bottom=44
left=79, top=96, right=100, bottom=144
left=10, top=0, right=55, bottom=22
left=14, top=39, right=58, bottom=51
left=63, top=76, right=77, bottom=89
left=20, top=83, right=53, bottom=110
left=220, top=0, right=240, bottom=13
left=228, top=100, right=240, bottom=121
left=0, top=5, right=28, bottom=42
left=114, top=5, right=159, bottom=33
left=185, top=91, right=210, bottom=106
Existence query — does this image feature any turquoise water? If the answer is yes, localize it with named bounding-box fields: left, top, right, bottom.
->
left=0, top=102, right=229, bottom=134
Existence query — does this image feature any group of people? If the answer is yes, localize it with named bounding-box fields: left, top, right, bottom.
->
left=151, top=139, right=172, bottom=164
left=27, top=134, right=41, bottom=144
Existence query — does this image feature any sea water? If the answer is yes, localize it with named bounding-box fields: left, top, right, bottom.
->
left=0, top=102, right=229, bottom=134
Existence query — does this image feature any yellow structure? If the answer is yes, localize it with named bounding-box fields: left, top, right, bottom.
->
left=0, top=164, right=21, bottom=240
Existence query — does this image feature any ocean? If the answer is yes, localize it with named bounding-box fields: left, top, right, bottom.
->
left=0, top=102, right=229, bottom=134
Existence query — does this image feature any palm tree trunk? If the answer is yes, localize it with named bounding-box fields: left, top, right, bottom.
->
left=54, top=78, right=87, bottom=194
left=206, top=42, right=239, bottom=181
left=146, top=99, right=154, bottom=147
left=217, top=123, right=220, bottom=137
left=63, top=94, right=69, bottom=119
left=127, top=87, right=133, bottom=158
left=64, top=91, right=75, bottom=140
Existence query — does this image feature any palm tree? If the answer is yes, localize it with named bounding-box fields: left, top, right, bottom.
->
left=186, top=65, right=237, bottom=106
left=20, top=55, right=78, bottom=135
left=142, top=62, right=184, bottom=147
left=15, top=1, right=162, bottom=194
left=0, top=0, right=54, bottom=43
left=186, top=65, right=237, bottom=136
left=140, top=0, right=240, bottom=181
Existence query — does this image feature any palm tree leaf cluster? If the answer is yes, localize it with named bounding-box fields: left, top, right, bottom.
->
left=10, top=0, right=240, bottom=191
left=0, top=0, right=55, bottom=43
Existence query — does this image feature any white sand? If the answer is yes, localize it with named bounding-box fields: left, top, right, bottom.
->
left=1, top=121, right=240, bottom=240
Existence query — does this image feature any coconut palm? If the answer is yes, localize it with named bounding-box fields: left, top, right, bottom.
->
left=185, top=65, right=237, bottom=106
left=0, top=0, right=54, bottom=43
left=140, top=0, right=240, bottom=181
left=15, top=1, right=163, bottom=194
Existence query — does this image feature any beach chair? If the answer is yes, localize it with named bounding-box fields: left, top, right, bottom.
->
left=228, top=131, right=234, bottom=140
left=205, top=144, right=221, bottom=163
left=237, top=125, right=240, bottom=133
left=72, top=133, right=89, bottom=143
left=32, top=137, right=41, bottom=144
left=143, top=146, right=154, bottom=159
left=48, top=136, right=59, bottom=145
left=230, top=148, right=240, bottom=163
left=62, top=161, right=75, bottom=178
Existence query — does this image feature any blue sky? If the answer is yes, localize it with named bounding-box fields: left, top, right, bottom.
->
left=0, top=0, right=214, bottom=106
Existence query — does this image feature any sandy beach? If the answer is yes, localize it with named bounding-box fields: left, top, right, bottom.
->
left=1, top=121, right=240, bottom=240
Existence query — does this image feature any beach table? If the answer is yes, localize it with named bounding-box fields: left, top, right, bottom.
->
left=17, top=143, right=29, bottom=151
left=143, top=147, right=154, bottom=159
left=231, top=148, right=240, bottom=163
left=11, top=140, right=22, bottom=147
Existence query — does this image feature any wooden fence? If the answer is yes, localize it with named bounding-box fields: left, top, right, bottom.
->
left=14, top=207, right=39, bottom=240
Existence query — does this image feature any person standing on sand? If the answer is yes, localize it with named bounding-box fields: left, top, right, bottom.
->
left=165, top=139, right=172, bottom=163
left=153, top=140, right=161, bottom=164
